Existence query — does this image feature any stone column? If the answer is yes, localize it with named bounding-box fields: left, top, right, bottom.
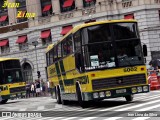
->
left=8, top=0, right=17, bottom=24
left=75, top=0, right=83, bottom=8
left=26, top=0, right=41, bottom=18
left=52, top=0, right=61, bottom=14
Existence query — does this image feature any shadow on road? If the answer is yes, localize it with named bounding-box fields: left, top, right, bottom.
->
left=57, top=99, right=136, bottom=109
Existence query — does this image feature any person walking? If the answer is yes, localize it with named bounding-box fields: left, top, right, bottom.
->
left=30, top=82, right=35, bottom=97
left=26, top=82, right=31, bottom=98
left=36, top=80, right=41, bottom=97
left=41, top=79, right=46, bottom=96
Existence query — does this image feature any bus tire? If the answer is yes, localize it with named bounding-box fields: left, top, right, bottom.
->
left=76, top=82, right=88, bottom=108
left=1, top=99, right=8, bottom=104
left=56, top=85, right=62, bottom=104
left=125, top=95, right=133, bottom=102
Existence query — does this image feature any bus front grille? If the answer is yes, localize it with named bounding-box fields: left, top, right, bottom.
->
left=92, top=74, right=146, bottom=90
left=10, top=86, right=26, bottom=93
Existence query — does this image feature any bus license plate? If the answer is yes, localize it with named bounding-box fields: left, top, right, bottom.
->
left=116, top=89, right=126, bottom=94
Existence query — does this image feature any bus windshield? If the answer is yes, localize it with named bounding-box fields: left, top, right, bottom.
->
left=4, top=69, right=23, bottom=83
left=0, top=60, right=23, bottom=84
left=81, top=22, right=144, bottom=70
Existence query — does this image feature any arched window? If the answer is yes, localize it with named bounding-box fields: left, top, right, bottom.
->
left=22, top=62, right=33, bottom=83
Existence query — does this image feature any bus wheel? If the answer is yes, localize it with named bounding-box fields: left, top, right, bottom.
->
left=125, top=95, right=134, bottom=102
left=76, top=82, right=88, bottom=108
left=56, top=85, right=62, bottom=104
left=1, top=99, right=8, bottom=104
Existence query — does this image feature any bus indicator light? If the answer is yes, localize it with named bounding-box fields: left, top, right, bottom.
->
left=141, top=68, right=144, bottom=71
left=91, top=74, right=95, bottom=77
left=132, top=87, right=137, bottom=93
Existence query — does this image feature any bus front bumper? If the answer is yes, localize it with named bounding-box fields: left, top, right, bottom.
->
left=83, top=85, right=150, bottom=101
left=10, top=92, right=26, bottom=99
left=1, top=95, right=10, bottom=100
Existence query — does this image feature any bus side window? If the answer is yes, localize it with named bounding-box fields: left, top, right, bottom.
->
left=62, top=40, right=67, bottom=57
left=49, top=49, right=54, bottom=65
left=57, top=43, right=62, bottom=59
left=54, top=46, right=58, bottom=62
left=74, top=31, right=84, bottom=72
left=67, top=35, right=73, bottom=54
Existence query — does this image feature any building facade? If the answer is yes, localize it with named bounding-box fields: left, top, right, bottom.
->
left=0, top=0, right=160, bottom=82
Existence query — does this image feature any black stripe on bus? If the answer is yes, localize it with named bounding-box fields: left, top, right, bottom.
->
left=55, top=63, right=61, bottom=78
left=59, top=60, right=66, bottom=76
left=63, top=76, right=89, bottom=86
left=59, top=80, right=64, bottom=92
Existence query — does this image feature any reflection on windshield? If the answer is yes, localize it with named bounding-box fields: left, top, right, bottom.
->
left=113, top=23, right=139, bottom=40
left=116, top=40, right=143, bottom=67
left=5, top=69, right=23, bottom=83
left=83, top=43, right=116, bottom=70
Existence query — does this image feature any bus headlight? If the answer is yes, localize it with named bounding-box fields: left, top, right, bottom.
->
left=132, top=87, right=137, bottom=93
left=137, top=87, right=142, bottom=92
left=93, top=92, right=99, bottom=98
left=106, top=91, right=111, bottom=97
left=143, top=86, right=148, bottom=92
left=99, top=92, right=105, bottom=98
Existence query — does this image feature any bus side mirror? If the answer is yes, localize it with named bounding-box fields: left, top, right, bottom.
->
left=143, top=45, right=147, bottom=57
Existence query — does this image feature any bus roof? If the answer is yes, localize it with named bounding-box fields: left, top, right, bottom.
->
left=0, top=58, right=19, bottom=62
left=46, top=19, right=137, bottom=53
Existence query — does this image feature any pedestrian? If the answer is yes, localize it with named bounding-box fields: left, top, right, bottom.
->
left=36, top=80, right=41, bottom=97
left=41, top=79, right=46, bottom=96
left=30, top=82, right=35, bottom=97
left=26, top=82, right=31, bottom=98
left=47, top=81, right=50, bottom=96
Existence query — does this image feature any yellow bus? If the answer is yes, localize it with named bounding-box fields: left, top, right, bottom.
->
left=0, top=58, right=26, bottom=104
left=46, top=20, right=149, bottom=107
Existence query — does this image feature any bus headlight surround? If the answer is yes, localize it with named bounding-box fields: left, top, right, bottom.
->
left=143, top=86, right=148, bottom=92
left=132, top=87, right=137, bottom=93
left=93, top=92, right=99, bottom=98
left=99, top=92, right=105, bottom=98
left=137, top=87, right=142, bottom=92
left=106, top=91, right=111, bottom=97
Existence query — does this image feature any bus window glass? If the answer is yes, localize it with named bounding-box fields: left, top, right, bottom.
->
left=4, top=60, right=21, bottom=69
left=83, top=42, right=116, bottom=69
left=4, top=70, right=23, bottom=83
left=74, top=31, right=84, bottom=71
left=113, top=23, right=139, bottom=40
left=62, top=40, right=67, bottom=57
left=85, top=24, right=111, bottom=44
left=54, top=46, right=58, bottom=61
left=74, top=31, right=81, bottom=52
left=116, top=39, right=143, bottom=66
left=57, top=43, right=62, bottom=59
left=0, top=63, right=4, bottom=84
left=82, top=25, right=115, bottom=70
left=46, top=52, right=50, bottom=66
left=66, top=36, right=73, bottom=54
left=49, top=50, right=54, bottom=65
